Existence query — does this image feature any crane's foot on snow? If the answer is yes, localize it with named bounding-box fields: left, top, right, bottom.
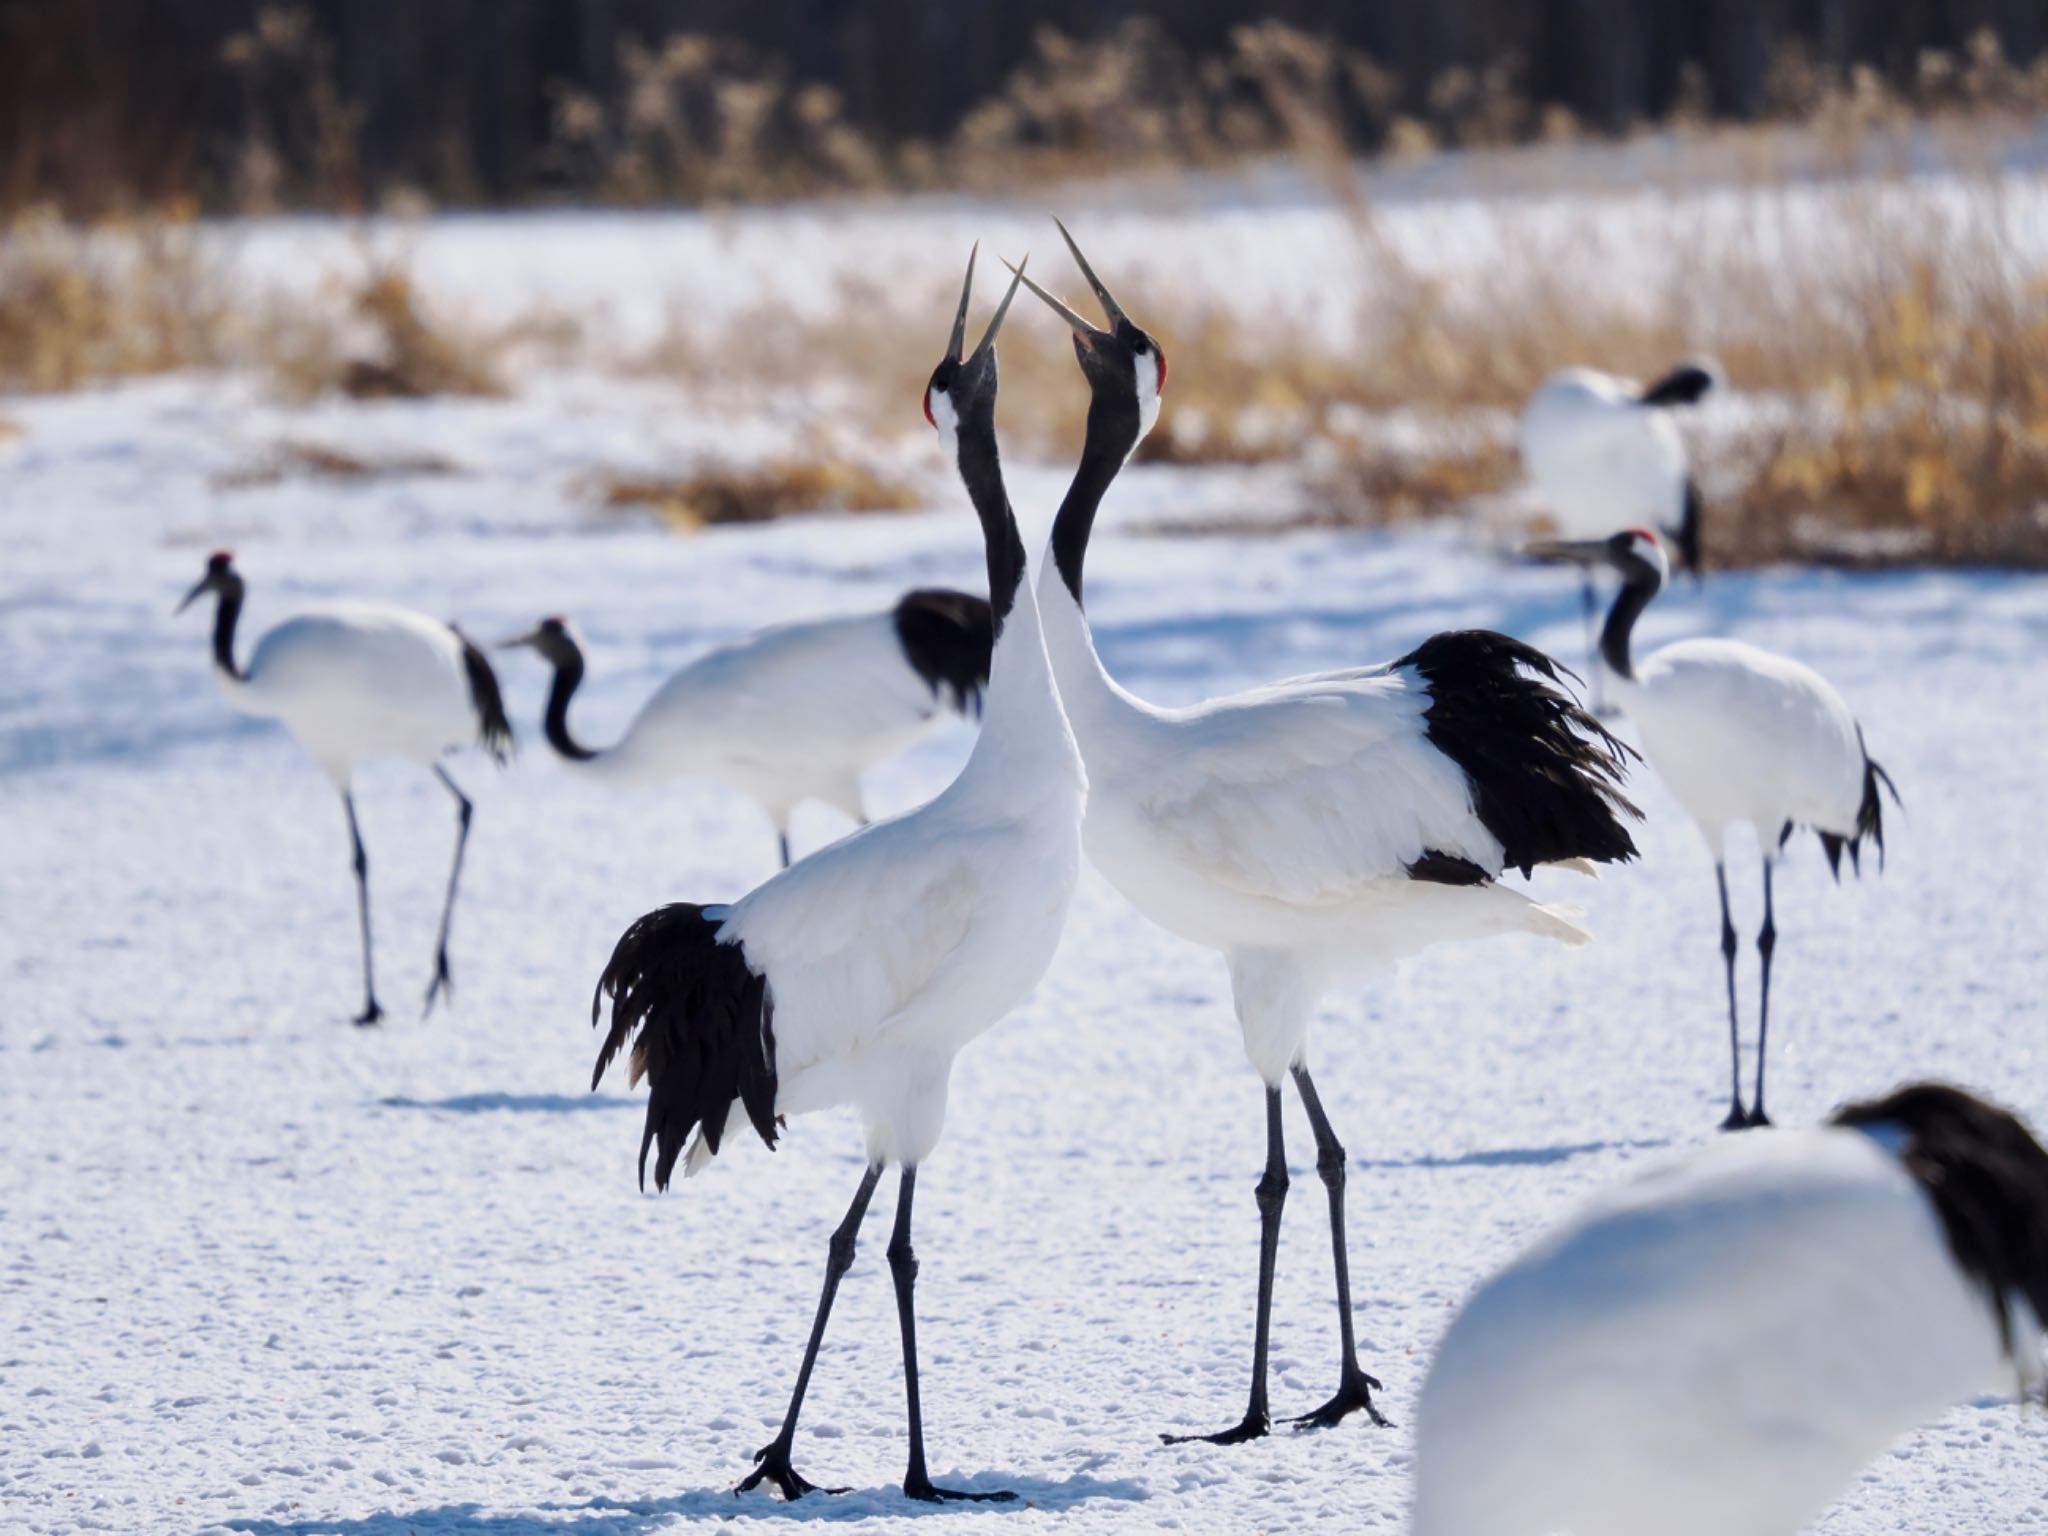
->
left=1744, top=1106, right=1774, bottom=1129
left=903, top=1473, right=1016, bottom=1503
left=1719, top=1102, right=1749, bottom=1132
left=1290, top=1366, right=1391, bottom=1430
left=353, top=1000, right=384, bottom=1027
left=1162, top=1410, right=1270, bottom=1446
left=737, top=1441, right=841, bottom=1501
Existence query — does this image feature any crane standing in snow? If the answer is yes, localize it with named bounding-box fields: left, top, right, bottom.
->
left=1008, top=224, right=1640, bottom=1444
left=590, top=250, right=1084, bottom=1503
left=1521, top=363, right=1714, bottom=709
left=178, top=552, right=512, bottom=1023
left=501, top=588, right=991, bottom=868
left=1412, top=1081, right=2048, bottom=1536
left=1530, top=528, right=1897, bottom=1128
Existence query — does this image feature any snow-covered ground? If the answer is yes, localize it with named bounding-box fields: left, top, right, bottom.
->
left=5, top=219, right=2048, bottom=1533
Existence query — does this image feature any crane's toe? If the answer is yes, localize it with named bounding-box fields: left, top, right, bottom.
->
left=1162, top=1410, right=1270, bottom=1447
left=737, top=1441, right=841, bottom=1501
left=353, top=1000, right=384, bottom=1027
left=421, top=954, right=453, bottom=1017
left=1289, top=1366, right=1392, bottom=1431
left=902, top=1474, right=1016, bottom=1503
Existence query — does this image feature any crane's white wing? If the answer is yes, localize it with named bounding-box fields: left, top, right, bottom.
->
left=1109, top=665, right=1502, bottom=906
left=1521, top=368, right=1689, bottom=538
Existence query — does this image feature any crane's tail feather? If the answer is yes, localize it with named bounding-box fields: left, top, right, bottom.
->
left=1396, top=630, right=1644, bottom=877
left=894, top=588, right=994, bottom=718
left=1637, top=361, right=1716, bottom=408
left=591, top=903, right=778, bottom=1190
left=1832, top=1083, right=2048, bottom=1392
left=1813, top=728, right=1899, bottom=880
left=454, top=626, right=515, bottom=764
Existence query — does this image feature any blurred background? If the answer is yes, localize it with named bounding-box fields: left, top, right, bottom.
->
left=2, top=1, right=2046, bottom=564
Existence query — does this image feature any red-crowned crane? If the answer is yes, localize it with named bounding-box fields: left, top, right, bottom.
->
left=1529, top=528, right=1897, bottom=1129
left=589, top=250, right=1083, bottom=1503
left=1521, top=363, right=1715, bottom=709
left=1007, top=224, right=1641, bottom=1444
left=1413, top=1082, right=2048, bottom=1536
left=501, top=588, right=990, bottom=868
left=177, top=552, right=512, bottom=1023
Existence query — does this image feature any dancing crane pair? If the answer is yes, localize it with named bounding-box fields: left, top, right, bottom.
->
left=179, top=229, right=2040, bottom=1527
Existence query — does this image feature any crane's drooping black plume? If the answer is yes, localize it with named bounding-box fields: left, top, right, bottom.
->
left=1832, top=1082, right=2048, bottom=1377
left=593, top=902, right=779, bottom=1190
left=1395, top=630, right=1642, bottom=878
left=453, top=626, right=514, bottom=763
left=1792, top=722, right=1899, bottom=879
left=893, top=588, right=994, bottom=716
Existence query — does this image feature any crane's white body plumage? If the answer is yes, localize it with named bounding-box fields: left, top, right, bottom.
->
left=1520, top=366, right=1692, bottom=541
left=568, top=609, right=955, bottom=825
left=691, top=588, right=1083, bottom=1170
left=218, top=601, right=484, bottom=786
left=1038, top=578, right=1586, bottom=1084
left=1413, top=1124, right=2026, bottom=1536
left=1618, top=637, right=1868, bottom=857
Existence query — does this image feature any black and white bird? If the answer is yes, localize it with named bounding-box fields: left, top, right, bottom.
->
left=502, top=589, right=990, bottom=868
left=1413, top=1081, right=2048, bottom=1536
left=178, top=551, right=512, bottom=1023
left=589, top=251, right=1083, bottom=1503
left=1008, top=224, right=1641, bottom=1443
left=1529, top=528, right=1897, bottom=1129
left=1521, top=363, right=1714, bottom=708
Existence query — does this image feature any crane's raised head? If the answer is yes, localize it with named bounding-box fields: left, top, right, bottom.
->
left=177, top=550, right=244, bottom=614
left=923, top=244, right=1026, bottom=455
left=1007, top=219, right=1166, bottom=447
left=497, top=614, right=584, bottom=667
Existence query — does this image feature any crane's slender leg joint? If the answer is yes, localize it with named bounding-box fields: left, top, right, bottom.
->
left=344, top=792, right=382, bottom=1026
left=777, top=830, right=793, bottom=870
left=1164, top=1085, right=1286, bottom=1446
left=422, top=765, right=473, bottom=1017
left=738, top=1163, right=881, bottom=1500
left=1716, top=863, right=1745, bottom=1130
left=1749, top=859, right=1777, bottom=1128
left=891, top=1166, right=1015, bottom=1502
left=1288, top=1065, right=1390, bottom=1430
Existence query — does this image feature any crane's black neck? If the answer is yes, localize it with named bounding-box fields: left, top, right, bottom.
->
left=1601, top=572, right=1660, bottom=682
left=211, top=585, right=246, bottom=682
left=1050, top=390, right=1142, bottom=608
left=953, top=404, right=1027, bottom=634
left=540, top=644, right=598, bottom=761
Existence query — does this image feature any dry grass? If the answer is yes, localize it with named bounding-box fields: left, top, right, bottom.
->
left=213, top=438, right=458, bottom=490
left=261, top=262, right=505, bottom=401
left=0, top=204, right=230, bottom=391
left=585, top=455, right=918, bottom=530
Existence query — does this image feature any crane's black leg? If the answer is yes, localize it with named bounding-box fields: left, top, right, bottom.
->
left=1748, top=859, right=1777, bottom=1128
left=1287, top=1065, right=1390, bottom=1430
left=890, top=1167, right=1015, bottom=1502
left=1582, top=574, right=1606, bottom=715
left=1164, top=1085, right=1286, bottom=1446
left=422, top=765, right=472, bottom=1017
left=1716, top=863, right=1745, bottom=1130
left=738, top=1163, right=882, bottom=1500
left=344, top=792, right=382, bottom=1026
left=777, top=830, right=793, bottom=869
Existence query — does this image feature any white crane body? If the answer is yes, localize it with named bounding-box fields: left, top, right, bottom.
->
left=1414, top=1084, right=2048, bottom=1536
left=1521, top=366, right=1696, bottom=542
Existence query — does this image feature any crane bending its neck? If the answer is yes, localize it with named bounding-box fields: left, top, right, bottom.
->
left=1049, top=387, right=1144, bottom=609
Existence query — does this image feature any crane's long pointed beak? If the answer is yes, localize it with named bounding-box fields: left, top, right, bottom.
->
left=496, top=627, right=543, bottom=651
left=1053, top=217, right=1130, bottom=328
left=947, top=241, right=978, bottom=360
left=1001, top=254, right=1095, bottom=339
left=1526, top=538, right=1612, bottom=565
left=175, top=576, right=210, bottom=615
left=968, top=254, right=1027, bottom=362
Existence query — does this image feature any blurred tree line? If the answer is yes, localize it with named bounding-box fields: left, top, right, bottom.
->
left=3, top=0, right=2042, bottom=214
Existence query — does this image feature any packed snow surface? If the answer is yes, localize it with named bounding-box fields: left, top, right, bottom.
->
left=5, top=228, right=2048, bottom=1533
